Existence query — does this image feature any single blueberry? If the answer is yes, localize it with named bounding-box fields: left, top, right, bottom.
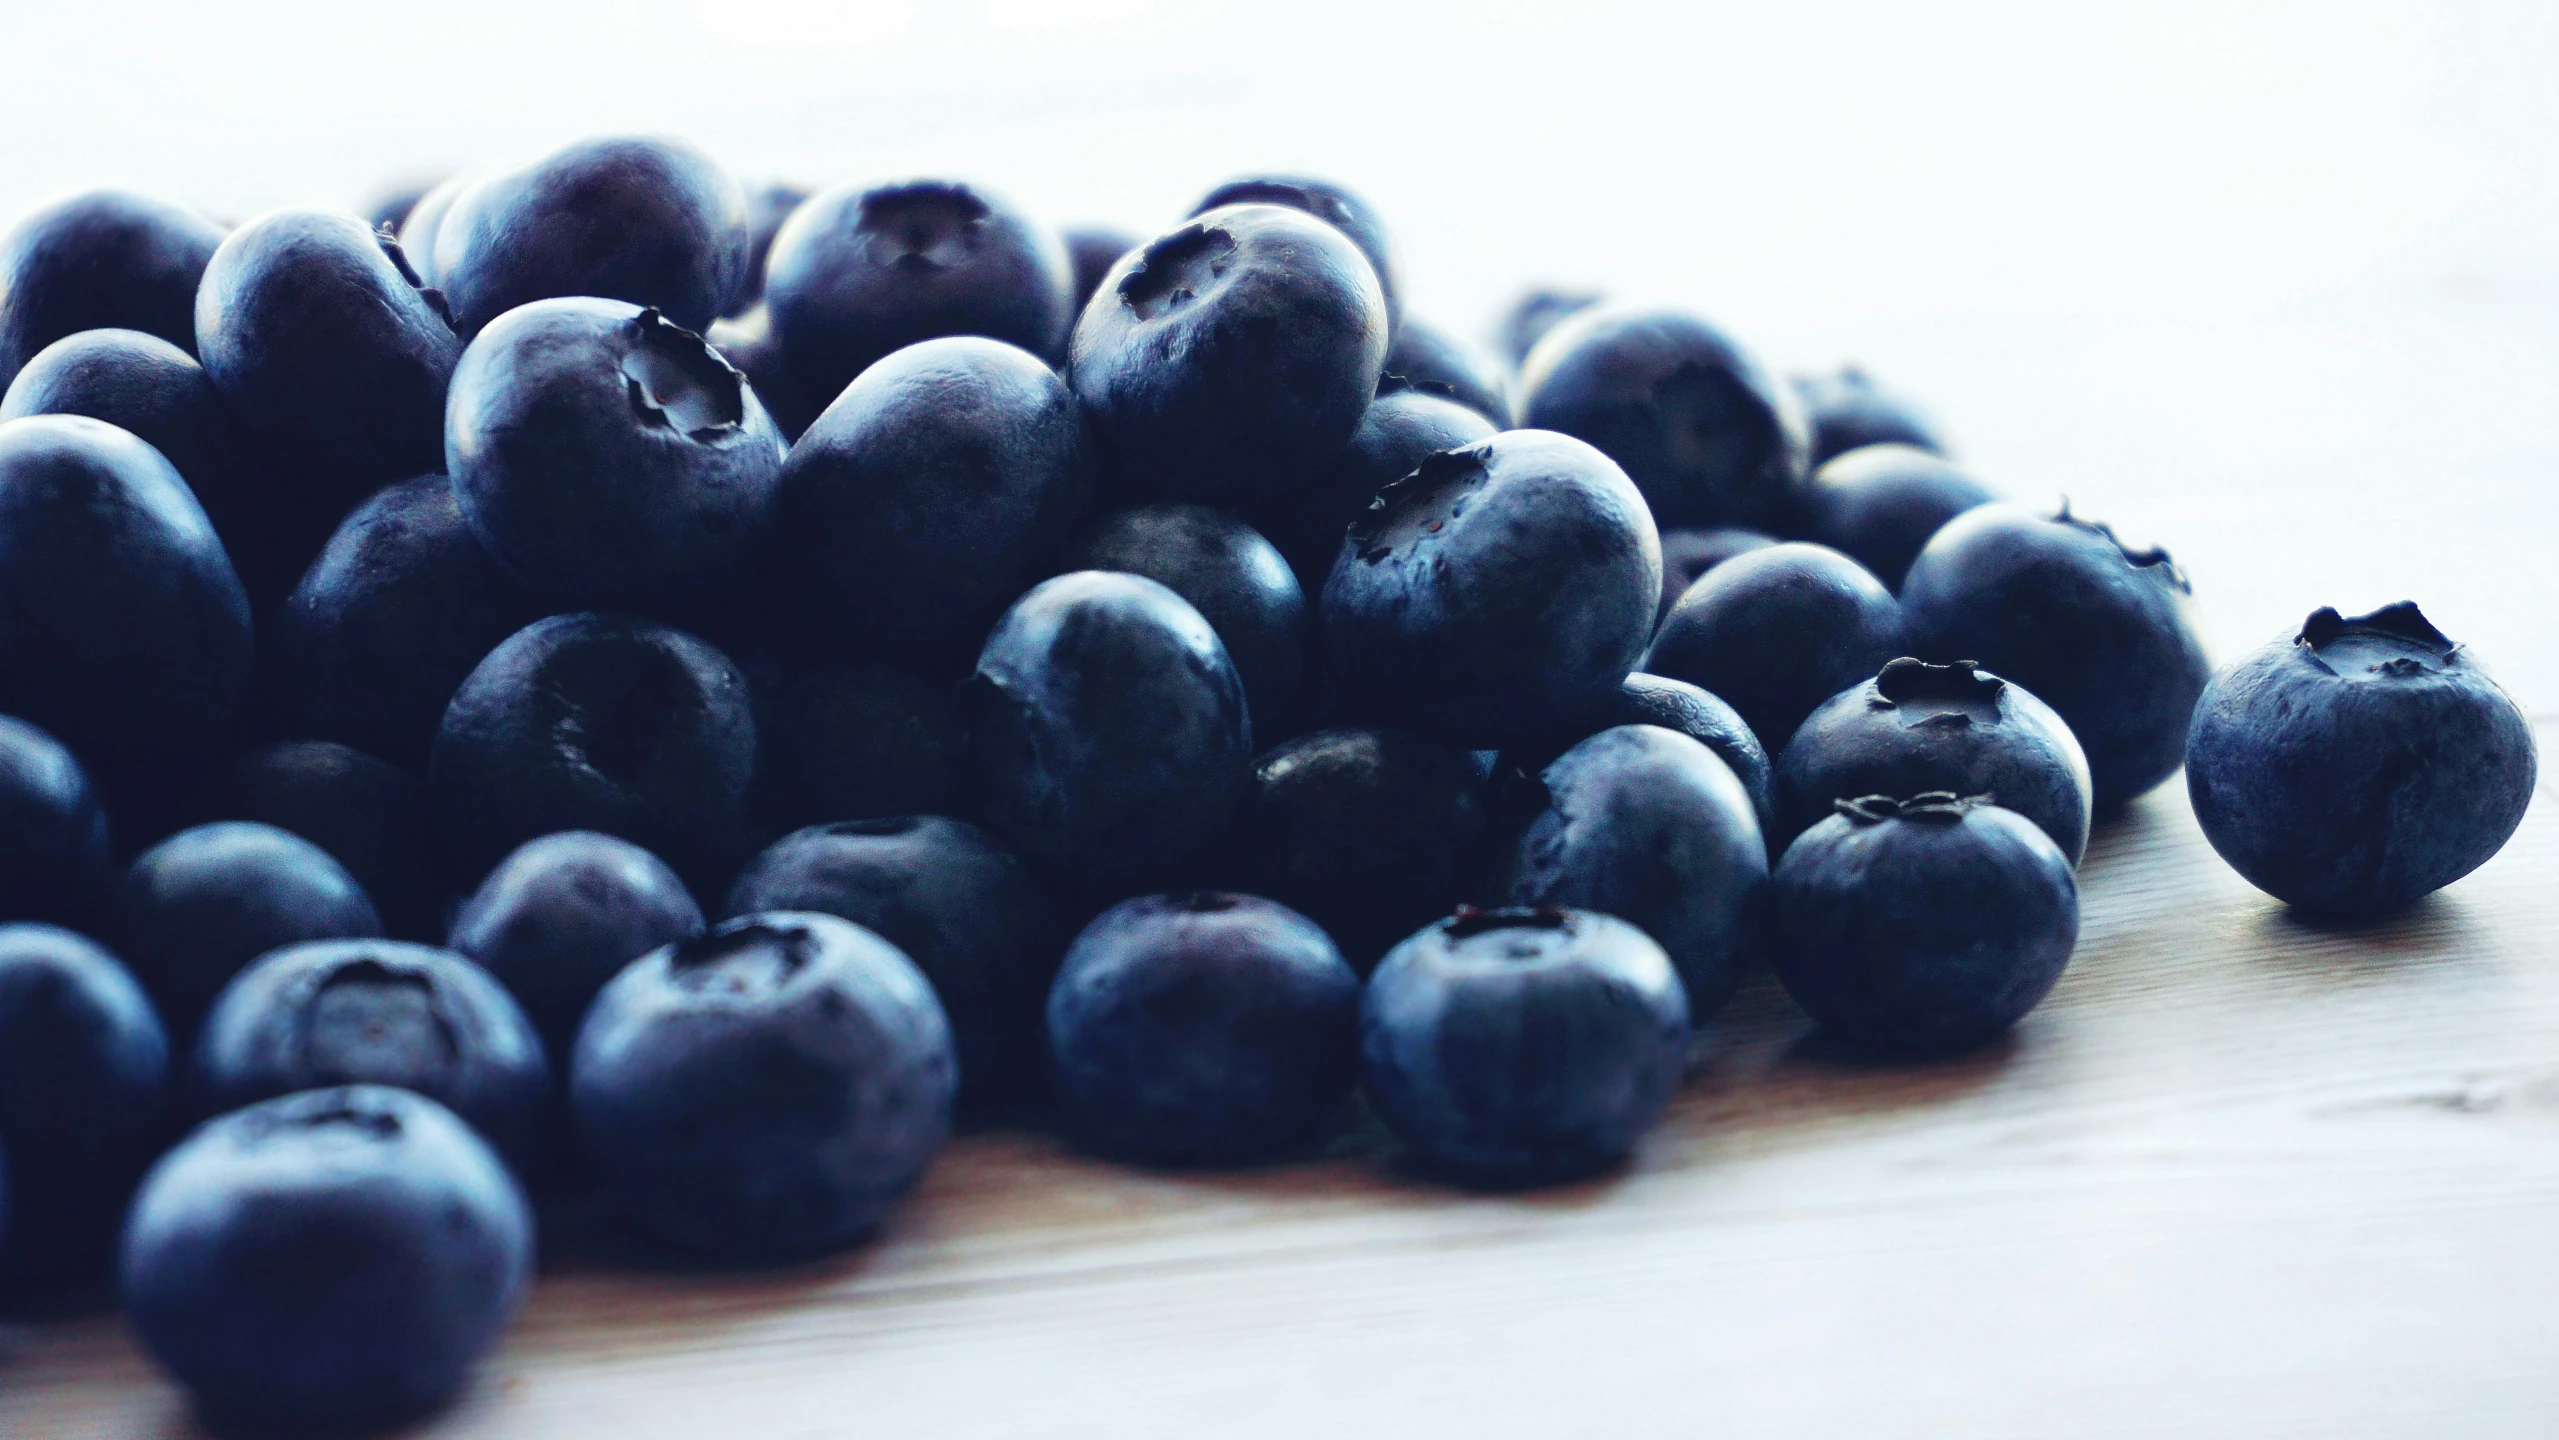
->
left=448, top=831, right=705, bottom=1061
left=1796, top=443, right=1996, bottom=591
left=1362, top=906, right=1689, bottom=1185
left=1065, top=504, right=1308, bottom=741
left=1496, top=673, right=1776, bottom=833
left=1190, top=173, right=1402, bottom=334
left=1048, top=892, right=1358, bottom=1164
left=1645, top=541, right=1901, bottom=755
left=120, top=1085, right=531, bottom=1431
left=0, top=191, right=224, bottom=392
left=571, top=912, right=956, bottom=1261
left=2186, top=603, right=2538, bottom=917
left=1323, top=430, right=1661, bottom=749
left=177, top=741, right=452, bottom=942
left=751, top=658, right=975, bottom=833
left=1377, top=315, right=1510, bottom=425
left=0, top=714, right=112, bottom=928
left=1899, top=502, right=2210, bottom=811
left=1771, top=792, right=2079, bottom=1056
left=728, top=180, right=810, bottom=318
left=1792, top=364, right=1950, bottom=468
left=1263, top=390, right=1494, bottom=599
left=1655, top=526, right=1778, bottom=627
left=1061, top=224, right=1139, bottom=312
left=1778, top=658, right=2093, bottom=863
left=1492, top=284, right=1602, bottom=367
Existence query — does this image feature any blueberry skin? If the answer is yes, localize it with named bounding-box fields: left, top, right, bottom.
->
left=177, top=741, right=452, bottom=942
left=0, top=328, right=327, bottom=608
left=194, top=940, right=550, bottom=1172
left=1361, top=907, right=1689, bottom=1185
left=438, top=136, right=750, bottom=336
left=1493, top=284, right=1602, bottom=367
left=768, top=179, right=1073, bottom=415
left=1230, top=727, right=1489, bottom=974
left=1656, top=526, right=1777, bottom=627
left=431, top=614, right=758, bottom=896
left=1190, top=174, right=1402, bottom=334
left=752, top=658, right=975, bottom=832
left=274, top=474, right=546, bottom=774
left=194, top=208, right=462, bottom=508
left=448, top=831, right=704, bottom=1059
left=107, top=821, right=384, bottom=1049
left=727, top=817, right=1065, bottom=1104
left=397, top=173, right=472, bottom=286
left=0, top=714, right=112, bottom=927
left=1264, top=390, right=1494, bottom=599
left=1378, top=315, right=1510, bottom=425
left=0, top=415, right=252, bottom=786
left=1497, top=673, right=1775, bottom=835
left=447, top=298, right=788, bottom=621
left=570, top=912, right=956, bottom=1261
left=728, top=180, right=809, bottom=318
left=1778, top=659, right=2093, bottom=864
left=120, top=1085, right=531, bottom=1430
left=2186, top=603, right=2539, bottom=917
left=0, top=923, right=168, bottom=1284
left=1520, top=307, right=1809, bottom=530
left=1772, top=793, right=2079, bottom=1056
left=1646, top=541, right=1902, bottom=756
left=0, top=191, right=224, bottom=392
left=1061, top=224, right=1139, bottom=311
left=1048, top=892, right=1358, bottom=1164
left=1899, top=503, right=2210, bottom=811
left=965, top=572, right=1253, bottom=905
left=1797, top=444, right=1996, bottom=591
left=1322, top=430, right=1661, bottom=749
left=1066, top=504, right=1308, bottom=740
left=776, top=336, right=1091, bottom=673
left=1792, top=364, right=1948, bottom=468
left=1072, top=204, right=1390, bottom=515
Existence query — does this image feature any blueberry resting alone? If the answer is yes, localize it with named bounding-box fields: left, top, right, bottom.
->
left=2185, top=603, right=2537, bottom=918
left=1645, top=541, right=1902, bottom=756
left=1791, top=364, right=1948, bottom=468
left=448, top=831, right=705, bottom=1060
left=1794, top=443, right=1996, bottom=592
left=0, top=190, right=224, bottom=393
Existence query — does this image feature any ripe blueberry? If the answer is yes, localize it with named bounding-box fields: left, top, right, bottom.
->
left=1645, top=541, right=1901, bottom=755
left=448, top=831, right=705, bottom=1060
left=1791, top=364, right=1948, bottom=467
left=1795, top=443, right=1996, bottom=591
left=1065, top=504, right=1308, bottom=740
left=0, top=191, right=223, bottom=392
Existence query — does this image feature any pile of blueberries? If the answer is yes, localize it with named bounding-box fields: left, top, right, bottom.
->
left=0, top=134, right=2539, bottom=1431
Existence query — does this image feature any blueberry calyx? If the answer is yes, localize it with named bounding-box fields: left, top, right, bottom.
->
left=302, top=958, right=464, bottom=1085
left=856, top=182, right=990, bottom=273
left=1442, top=904, right=1571, bottom=939
left=1871, top=656, right=2002, bottom=706
left=2297, top=601, right=2455, bottom=654
left=822, top=816, right=926, bottom=838
left=1120, top=222, right=1236, bottom=321
left=1834, top=790, right=1994, bottom=825
left=375, top=224, right=458, bottom=331
left=2052, top=499, right=2189, bottom=594
left=666, top=922, right=817, bottom=992
left=1167, top=892, right=1243, bottom=914
left=1351, top=446, right=1490, bottom=562
left=244, top=1092, right=406, bottom=1142
left=622, top=308, right=746, bottom=440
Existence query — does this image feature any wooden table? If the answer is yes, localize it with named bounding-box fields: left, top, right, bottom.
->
left=2, top=718, right=2550, bottom=1438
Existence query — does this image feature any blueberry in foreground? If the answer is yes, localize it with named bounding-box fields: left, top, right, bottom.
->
left=1899, top=502, right=2210, bottom=811
left=1655, top=526, right=1778, bottom=627
left=1778, top=658, right=2093, bottom=863
left=108, top=821, right=384, bottom=1050
left=1519, top=306, right=1808, bottom=530
left=1073, top=204, right=1389, bottom=514
left=120, top=1085, right=532, bottom=1431
left=571, top=912, right=956, bottom=1261
left=1189, top=173, right=1403, bottom=334
left=965, top=572, right=1253, bottom=905
left=1066, top=504, right=1308, bottom=741
left=1323, top=430, right=1661, bottom=749
left=1362, top=906, right=1689, bottom=1185
left=0, top=191, right=224, bottom=392
left=1048, top=892, right=1359, bottom=1164
left=1772, top=792, right=2078, bottom=1056
left=179, top=741, right=451, bottom=943
left=0, top=923, right=168, bottom=1284
left=1645, top=541, right=1901, bottom=756
left=1791, top=364, right=1948, bottom=467
left=1377, top=315, right=1510, bottom=425
left=727, top=818, right=1065, bottom=1104
left=2185, top=603, right=2538, bottom=917
left=1061, top=223, right=1139, bottom=311
left=1496, top=672, right=1775, bottom=832
left=751, top=657, right=976, bottom=832
left=0, top=713, right=112, bottom=928
left=449, top=831, right=705, bottom=1060
left=1795, top=443, right=1996, bottom=591
left=1263, top=390, right=1495, bottom=598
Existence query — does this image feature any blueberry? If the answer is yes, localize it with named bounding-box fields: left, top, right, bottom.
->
left=1655, top=526, right=1778, bottom=626
left=705, top=303, right=808, bottom=439
left=107, top=821, right=383, bottom=1048
left=1072, top=205, right=1388, bottom=514
left=396, top=173, right=472, bottom=286
left=1263, top=390, right=1495, bottom=599
left=1061, top=224, right=1139, bottom=311
left=752, top=658, right=975, bottom=832
left=273, top=474, right=545, bottom=773
left=775, top=335, right=1091, bottom=673
left=1377, top=315, right=1510, bottom=425
left=728, top=180, right=809, bottom=318
left=1230, top=727, right=1489, bottom=974
left=0, top=923, right=167, bottom=1285
left=1190, top=174, right=1400, bottom=333
left=1322, top=430, right=1660, bottom=748
left=362, top=174, right=447, bottom=237
left=448, top=831, right=704, bottom=1060
left=570, top=912, right=955, bottom=1260
left=1497, top=672, right=1776, bottom=832
left=193, top=208, right=463, bottom=509
left=1065, top=504, right=1308, bottom=740
left=0, top=714, right=112, bottom=928
left=1645, top=541, right=1901, bottom=755
left=965, top=572, right=1253, bottom=905
left=447, top=298, right=787, bottom=622
left=1361, top=906, right=1688, bottom=1185
left=767, top=179, right=1073, bottom=418
left=0, top=328, right=328, bottom=608
left=1519, top=307, right=1808, bottom=530
left=1778, top=658, right=2093, bottom=863
left=177, top=741, right=452, bottom=942
left=195, top=939, right=550, bottom=1172
left=437, top=136, right=750, bottom=336
left=1792, top=364, right=1948, bottom=467
left=1492, top=284, right=1602, bottom=366
left=1899, top=503, right=2210, bottom=810
left=120, top=1085, right=531, bottom=1430
left=2185, top=603, right=2538, bottom=917
left=0, top=414, right=252, bottom=791
left=1796, top=444, right=1996, bottom=591
left=1771, top=792, right=2078, bottom=1056
left=431, top=614, right=758, bottom=896
left=0, top=192, right=224, bottom=392
left=1048, top=892, right=1357, bottom=1163
left=727, top=817, right=1065, bottom=1104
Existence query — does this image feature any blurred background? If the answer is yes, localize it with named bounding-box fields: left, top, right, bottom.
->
left=5, top=0, right=2553, bottom=705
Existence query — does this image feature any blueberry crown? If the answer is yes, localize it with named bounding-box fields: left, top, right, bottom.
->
left=1442, top=904, right=1571, bottom=939
left=2053, top=499, right=2189, bottom=594
left=1870, top=657, right=2002, bottom=707
left=2297, top=601, right=2457, bottom=658
left=1351, top=445, right=1490, bottom=562
left=1835, top=791, right=1993, bottom=825
left=624, top=308, right=746, bottom=440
